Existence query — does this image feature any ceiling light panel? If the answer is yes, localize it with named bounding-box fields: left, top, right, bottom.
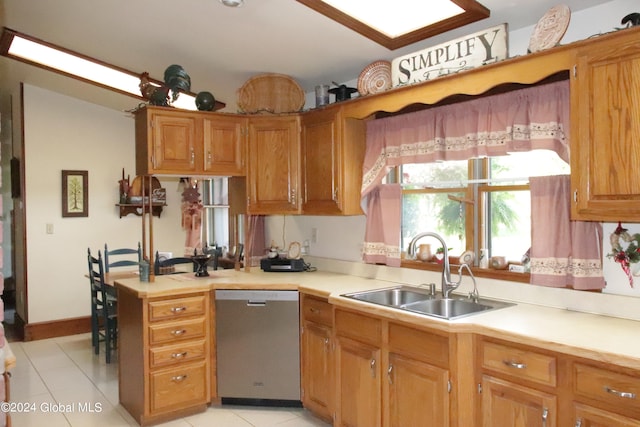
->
left=321, top=0, right=464, bottom=38
left=296, top=0, right=490, bottom=50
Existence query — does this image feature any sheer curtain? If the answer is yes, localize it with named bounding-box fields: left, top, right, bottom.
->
left=361, top=80, right=570, bottom=267
left=529, top=175, right=605, bottom=290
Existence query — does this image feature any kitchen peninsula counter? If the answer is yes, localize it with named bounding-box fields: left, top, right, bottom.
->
left=114, top=268, right=640, bottom=370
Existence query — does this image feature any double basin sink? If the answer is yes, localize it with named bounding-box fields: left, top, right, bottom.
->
left=342, top=285, right=514, bottom=320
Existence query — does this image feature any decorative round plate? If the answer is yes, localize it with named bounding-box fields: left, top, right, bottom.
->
left=528, top=4, right=571, bottom=53
left=357, top=60, right=392, bottom=96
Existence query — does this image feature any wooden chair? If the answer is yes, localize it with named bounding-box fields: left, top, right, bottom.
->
left=154, top=252, right=196, bottom=275
left=87, top=248, right=118, bottom=363
left=104, top=242, right=141, bottom=272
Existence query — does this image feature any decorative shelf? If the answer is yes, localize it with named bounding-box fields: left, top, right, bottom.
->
left=116, top=203, right=165, bottom=218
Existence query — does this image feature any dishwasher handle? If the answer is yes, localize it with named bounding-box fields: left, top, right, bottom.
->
left=246, top=300, right=267, bottom=307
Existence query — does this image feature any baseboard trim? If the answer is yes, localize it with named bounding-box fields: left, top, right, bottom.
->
left=24, top=316, right=91, bottom=341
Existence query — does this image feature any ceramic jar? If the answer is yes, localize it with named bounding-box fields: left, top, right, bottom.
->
left=417, top=244, right=433, bottom=262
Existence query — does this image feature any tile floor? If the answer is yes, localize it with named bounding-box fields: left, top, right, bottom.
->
left=8, top=333, right=331, bottom=427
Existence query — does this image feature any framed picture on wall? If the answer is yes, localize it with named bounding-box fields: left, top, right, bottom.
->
left=62, top=170, right=88, bottom=217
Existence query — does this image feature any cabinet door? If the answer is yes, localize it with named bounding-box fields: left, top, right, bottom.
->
left=247, top=116, right=300, bottom=214
left=574, top=403, right=640, bottom=427
left=482, top=375, right=556, bottom=427
left=387, top=353, right=449, bottom=427
left=301, top=108, right=341, bottom=214
left=301, top=321, right=334, bottom=421
left=151, top=112, right=200, bottom=174
left=571, top=34, right=640, bottom=221
left=203, top=116, right=245, bottom=176
left=336, top=336, right=381, bottom=427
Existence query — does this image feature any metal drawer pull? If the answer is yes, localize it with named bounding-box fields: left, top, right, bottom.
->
left=370, top=358, right=376, bottom=378
left=171, top=374, right=188, bottom=382
left=170, top=306, right=187, bottom=313
left=503, top=360, right=526, bottom=369
left=605, top=386, right=637, bottom=399
left=171, top=352, right=188, bottom=359
left=309, top=307, right=320, bottom=313
left=171, top=329, right=187, bottom=336
left=387, top=364, right=394, bottom=384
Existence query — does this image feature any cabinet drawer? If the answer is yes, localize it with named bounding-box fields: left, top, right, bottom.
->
left=482, top=340, right=556, bottom=387
left=150, top=339, right=207, bottom=369
left=388, top=322, right=449, bottom=368
left=302, top=295, right=332, bottom=326
left=335, top=309, right=381, bottom=345
left=148, top=295, right=206, bottom=322
left=149, top=317, right=206, bottom=346
left=574, top=363, right=640, bottom=412
left=150, top=361, right=208, bottom=414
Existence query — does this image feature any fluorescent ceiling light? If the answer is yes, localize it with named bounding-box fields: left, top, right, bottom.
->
left=296, top=0, right=490, bottom=50
left=0, top=28, right=222, bottom=111
left=322, top=0, right=464, bottom=38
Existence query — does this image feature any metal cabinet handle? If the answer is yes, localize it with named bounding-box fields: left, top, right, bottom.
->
left=309, top=307, right=320, bottom=314
left=370, top=358, right=376, bottom=378
left=208, top=150, right=213, bottom=165
left=170, top=306, right=187, bottom=313
left=503, top=360, right=527, bottom=369
left=190, top=149, right=195, bottom=166
left=542, top=408, right=549, bottom=427
left=387, top=364, right=393, bottom=384
left=171, top=352, right=188, bottom=359
left=171, top=329, right=187, bottom=336
left=605, top=386, right=637, bottom=399
left=575, top=419, right=582, bottom=427
left=171, top=374, right=188, bottom=382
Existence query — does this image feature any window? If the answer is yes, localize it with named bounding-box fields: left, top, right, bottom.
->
left=200, top=177, right=230, bottom=250
left=400, top=150, right=570, bottom=266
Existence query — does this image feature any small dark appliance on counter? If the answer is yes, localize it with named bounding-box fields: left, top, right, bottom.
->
left=260, top=257, right=307, bottom=272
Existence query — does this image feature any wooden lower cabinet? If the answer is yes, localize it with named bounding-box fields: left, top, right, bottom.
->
left=571, top=362, right=640, bottom=426
left=479, top=338, right=558, bottom=427
left=300, top=294, right=335, bottom=422
left=481, top=375, right=556, bottom=427
left=337, top=336, right=382, bottom=427
left=574, top=403, right=640, bottom=427
left=334, top=308, right=451, bottom=427
left=388, top=353, right=449, bottom=427
left=118, top=290, right=212, bottom=426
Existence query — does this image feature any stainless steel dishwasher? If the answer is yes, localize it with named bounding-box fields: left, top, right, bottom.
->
left=215, top=289, right=301, bottom=406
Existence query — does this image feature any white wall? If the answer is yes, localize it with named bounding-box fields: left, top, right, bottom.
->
left=269, top=0, right=640, bottom=299
left=23, top=85, right=186, bottom=323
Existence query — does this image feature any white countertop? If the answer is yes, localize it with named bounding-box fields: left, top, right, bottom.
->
left=115, top=268, right=640, bottom=370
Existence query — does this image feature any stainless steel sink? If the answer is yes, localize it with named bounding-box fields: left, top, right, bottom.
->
left=343, top=286, right=434, bottom=308
left=342, top=286, right=514, bottom=320
left=403, top=297, right=512, bottom=320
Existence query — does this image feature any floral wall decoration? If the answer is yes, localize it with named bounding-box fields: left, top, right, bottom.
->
left=608, top=222, right=640, bottom=287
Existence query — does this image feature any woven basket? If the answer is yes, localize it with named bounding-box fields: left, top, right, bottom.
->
left=237, top=73, right=305, bottom=114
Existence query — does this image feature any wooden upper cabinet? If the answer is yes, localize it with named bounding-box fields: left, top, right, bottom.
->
left=135, top=106, right=246, bottom=176
left=301, top=106, right=365, bottom=215
left=571, top=29, right=640, bottom=221
left=136, top=107, right=200, bottom=175
left=202, top=115, right=246, bottom=176
left=246, top=115, right=301, bottom=214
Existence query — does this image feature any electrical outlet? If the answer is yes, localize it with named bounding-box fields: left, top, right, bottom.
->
left=311, top=228, right=318, bottom=244
left=46, top=223, right=54, bottom=234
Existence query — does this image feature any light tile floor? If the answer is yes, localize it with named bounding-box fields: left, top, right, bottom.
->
left=8, top=334, right=331, bottom=427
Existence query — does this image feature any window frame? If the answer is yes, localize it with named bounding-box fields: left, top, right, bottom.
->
left=398, top=158, right=531, bottom=283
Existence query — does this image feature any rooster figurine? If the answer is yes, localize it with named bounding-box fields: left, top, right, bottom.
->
left=139, top=72, right=171, bottom=106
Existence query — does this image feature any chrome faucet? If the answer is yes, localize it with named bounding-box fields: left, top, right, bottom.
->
left=407, top=231, right=465, bottom=299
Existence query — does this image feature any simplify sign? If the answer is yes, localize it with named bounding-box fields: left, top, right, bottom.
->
left=391, top=24, right=508, bottom=87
